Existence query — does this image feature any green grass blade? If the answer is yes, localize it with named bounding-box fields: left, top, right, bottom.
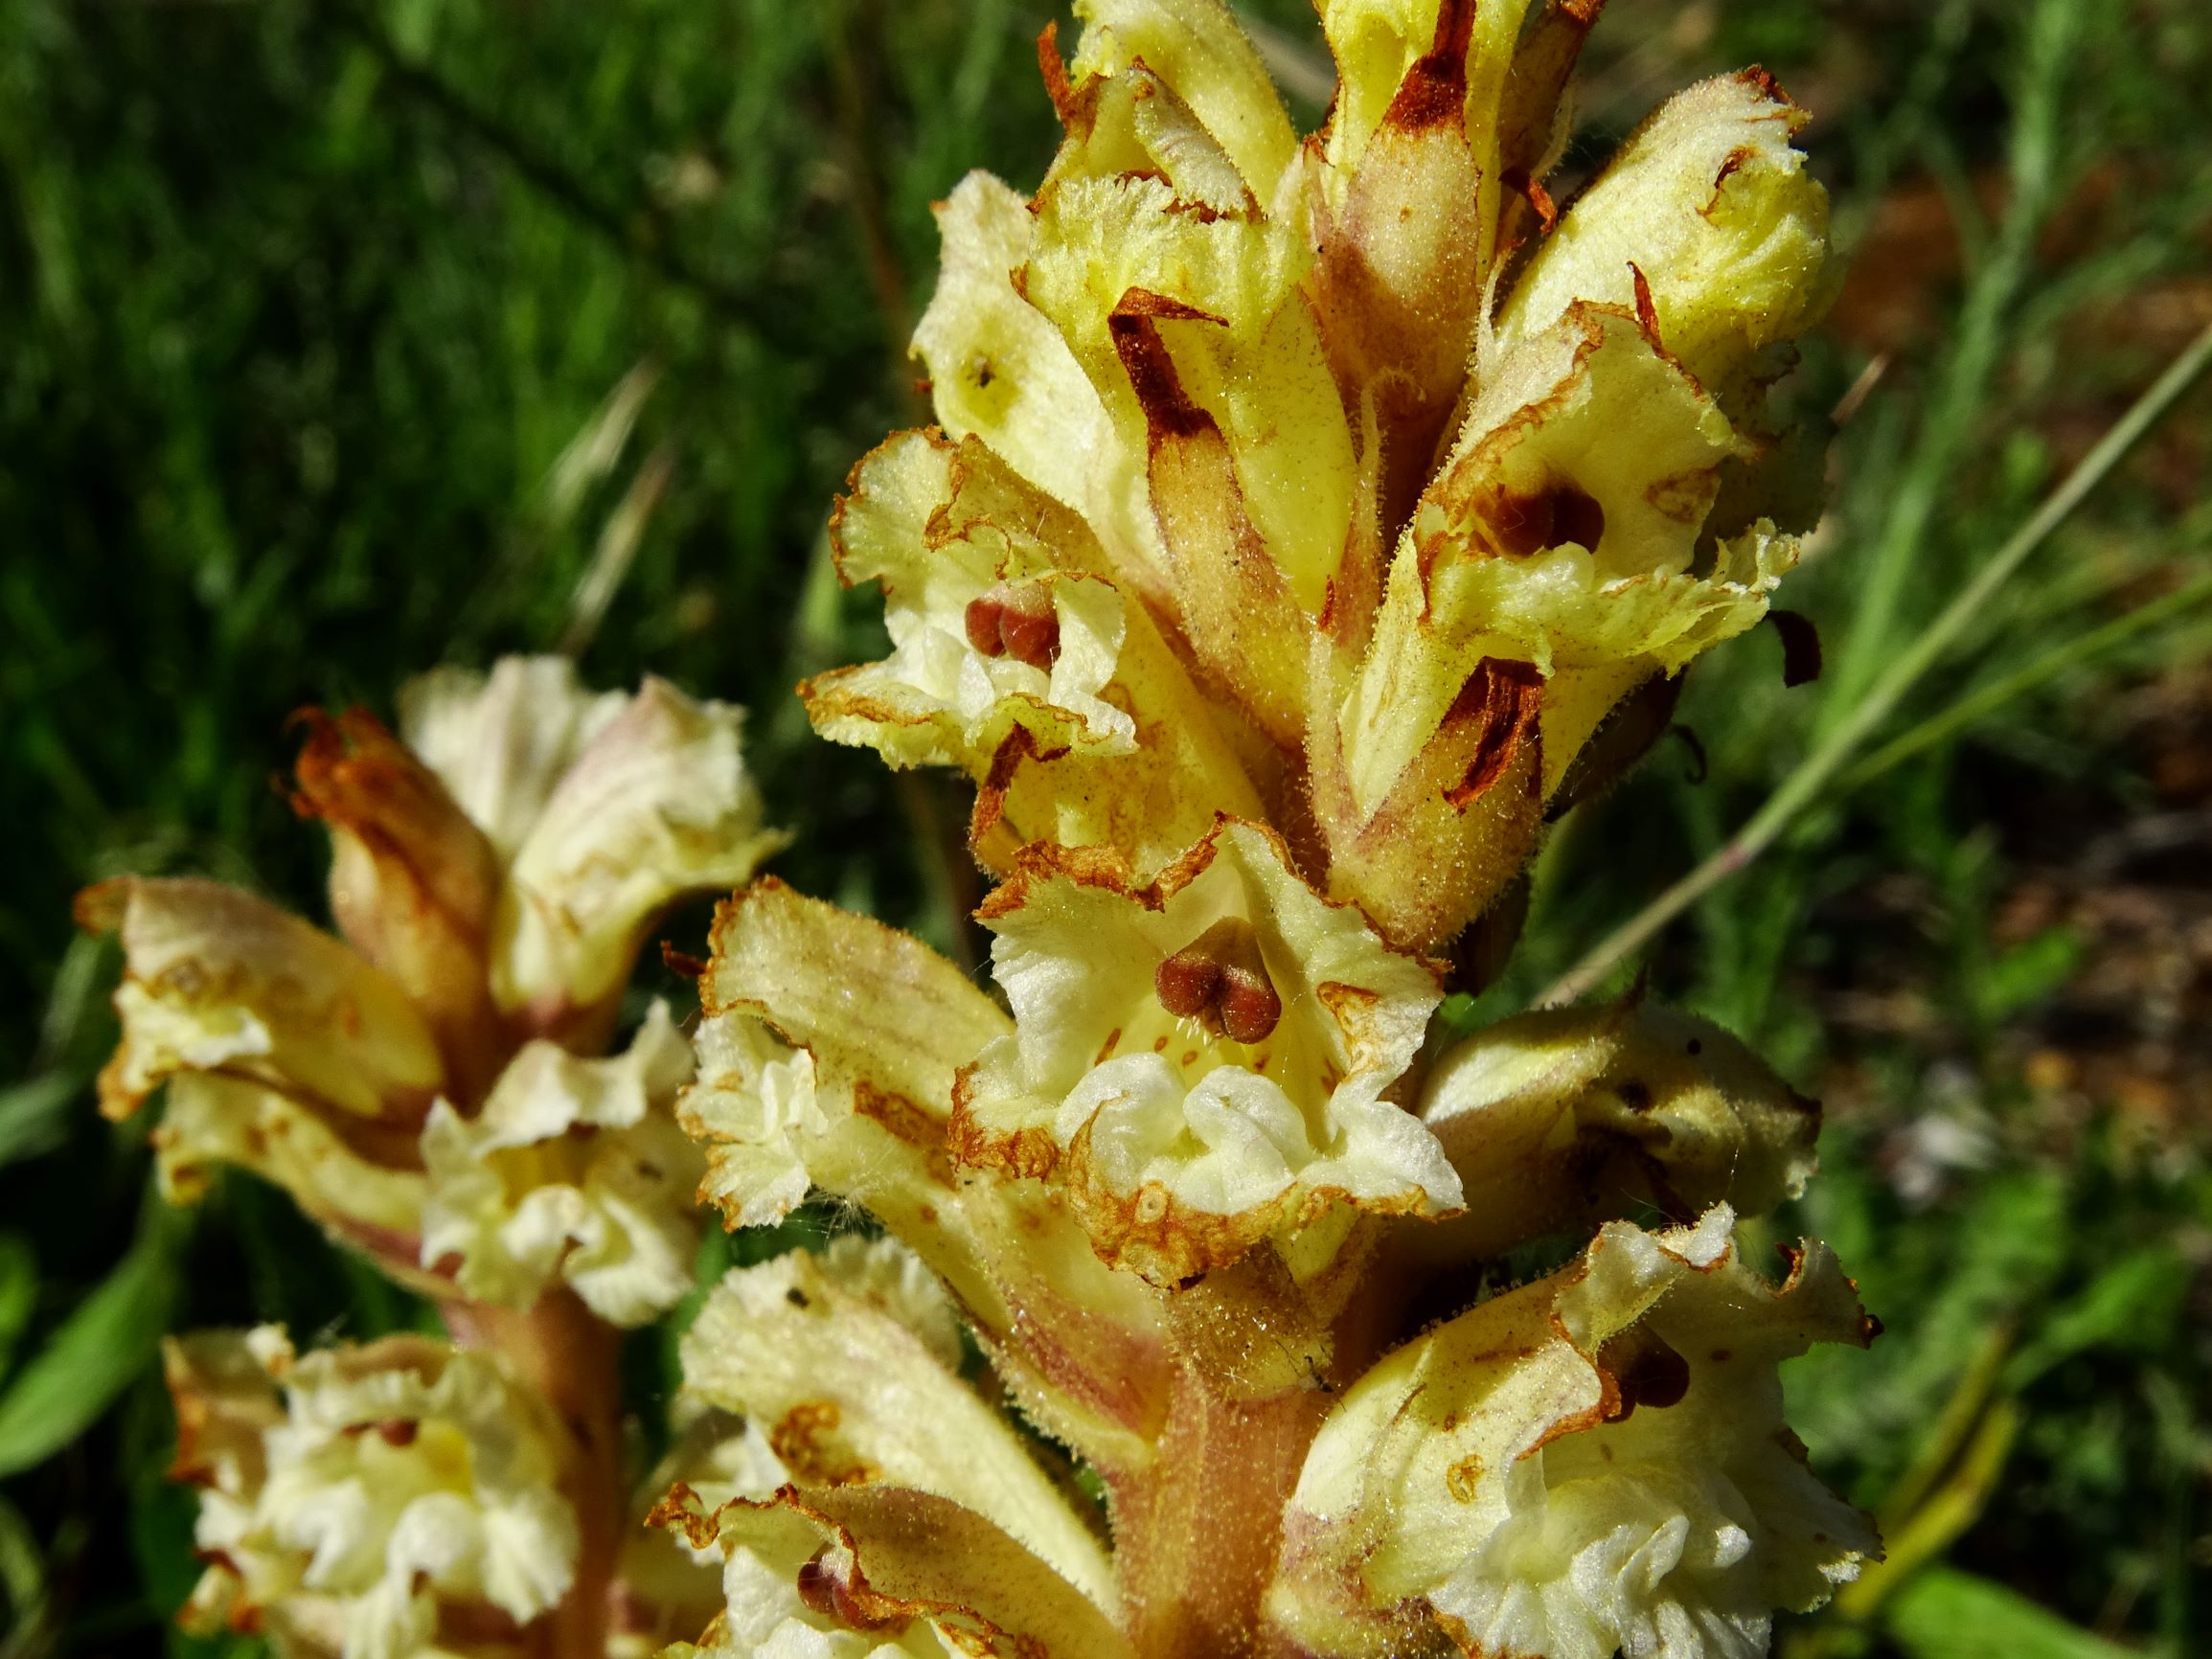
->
left=0, top=1200, right=183, bottom=1480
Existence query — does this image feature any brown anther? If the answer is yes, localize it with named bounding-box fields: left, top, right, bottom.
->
left=796, top=1550, right=905, bottom=1632
left=1492, top=482, right=1606, bottom=558
left=794, top=1556, right=843, bottom=1624
left=374, top=1419, right=421, bottom=1447
left=1153, top=950, right=1223, bottom=1023
left=963, top=581, right=1061, bottom=670
left=1154, top=918, right=1283, bottom=1045
left=1598, top=1327, right=1692, bottom=1421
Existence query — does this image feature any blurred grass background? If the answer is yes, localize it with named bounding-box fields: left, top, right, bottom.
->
left=1, top=0, right=2208, bottom=1652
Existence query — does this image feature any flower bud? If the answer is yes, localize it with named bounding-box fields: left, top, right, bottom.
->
left=1496, top=70, right=1836, bottom=412
left=482, top=675, right=785, bottom=1045
left=1402, top=996, right=1823, bottom=1263
left=398, top=655, right=627, bottom=861
left=291, top=707, right=504, bottom=1092
left=1315, top=306, right=1792, bottom=951
left=1306, top=0, right=1557, bottom=533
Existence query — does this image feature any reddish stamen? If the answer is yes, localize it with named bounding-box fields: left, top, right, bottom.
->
left=964, top=596, right=1005, bottom=655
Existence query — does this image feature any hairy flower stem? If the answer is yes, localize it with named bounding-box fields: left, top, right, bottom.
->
left=1108, top=1362, right=1330, bottom=1659
left=445, top=1292, right=626, bottom=1659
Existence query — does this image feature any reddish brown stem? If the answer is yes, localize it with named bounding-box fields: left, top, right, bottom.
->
left=445, top=1291, right=627, bottom=1659
left=1106, top=1362, right=1329, bottom=1659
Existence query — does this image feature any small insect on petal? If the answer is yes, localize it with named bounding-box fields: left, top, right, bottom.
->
left=1155, top=918, right=1283, bottom=1044
left=963, top=581, right=1061, bottom=670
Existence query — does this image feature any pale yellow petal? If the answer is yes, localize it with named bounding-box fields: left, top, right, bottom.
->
left=398, top=655, right=627, bottom=863
left=680, top=1239, right=1118, bottom=1616
left=954, top=819, right=1458, bottom=1284
left=1272, top=1210, right=1879, bottom=1659
left=167, top=1328, right=581, bottom=1652
left=492, top=678, right=786, bottom=1034
left=912, top=171, right=1133, bottom=559
left=1496, top=70, right=1835, bottom=405
left=80, top=876, right=444, bottom=1132
left=1345, top=304, right=1750, bottom=815
left=419, top=1002, right=704, bottom=1326
left=156, top=1075, right=430, bottom=1257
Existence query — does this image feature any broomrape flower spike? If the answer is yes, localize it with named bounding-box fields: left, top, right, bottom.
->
left=106, top=5, right=1882, bottom=1658
left=80, top=656, right=777, bottom=1280
left=88, top=655, right=784, bottom=1650
left=670, top=2, right=1877, bottom=1656
left=817, top=0, right=1833, bottom=957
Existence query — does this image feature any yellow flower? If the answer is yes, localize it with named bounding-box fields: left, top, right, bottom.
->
left=807, top=425, right=1262, bottom=880
left=165, top=1327, right=579, bottom=1657
left=679, top=878, right=1174, bottom=1476
left=951, top=818, right=1459, bottom=1284
left=78, top=876, right=437, bottom=1261
left=809, top=431, right=1139, bottom=768
left=812, top=0, right=1831, bottom=954
left=419, top=1001, right=705, bottom=1327
left=1270, top=1209, right=1880, bottom=1659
